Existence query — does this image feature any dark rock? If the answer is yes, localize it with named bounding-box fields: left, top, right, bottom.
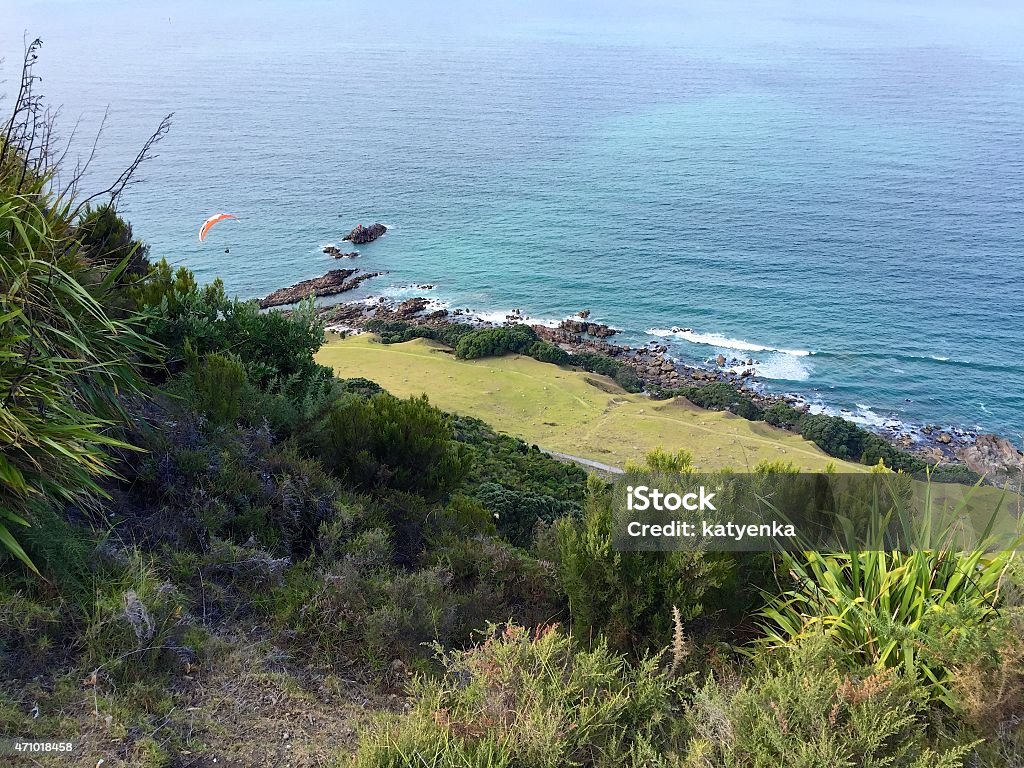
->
left=397, top=297, right=430, bottom=318
left=259, top=269, right=383, bottom=309
left=323, top=245, right=360, bottom=259
left=342, top=223, right=387, bottom=245
left=558, top=319, right=618, bottom=338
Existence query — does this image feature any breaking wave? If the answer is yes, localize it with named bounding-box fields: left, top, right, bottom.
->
left=647, top=327, right=811, bottom=357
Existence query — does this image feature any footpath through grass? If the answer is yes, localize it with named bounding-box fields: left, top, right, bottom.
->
left=317, top=333, right=864, bottom=472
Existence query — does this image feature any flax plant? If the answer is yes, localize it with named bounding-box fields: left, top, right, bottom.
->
left=0, top=188, right=154, bottom=571
left=760, top=475, right=1021, bottom=706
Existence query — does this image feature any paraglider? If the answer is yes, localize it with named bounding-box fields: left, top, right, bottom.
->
left=198, top=213, right=237, bottom=242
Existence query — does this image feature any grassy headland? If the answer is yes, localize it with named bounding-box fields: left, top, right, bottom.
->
left=316, top=332, right=860, bottom=473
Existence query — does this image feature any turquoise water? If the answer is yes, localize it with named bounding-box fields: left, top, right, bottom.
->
left=6, top=0, right=1024, bottom=439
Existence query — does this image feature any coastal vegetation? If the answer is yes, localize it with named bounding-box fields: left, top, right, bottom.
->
left=2, top=47, right=1023, bottom=768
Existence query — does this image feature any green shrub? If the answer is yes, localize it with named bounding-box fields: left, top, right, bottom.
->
left=556, top=477, right=724, bottom=653
left=474, top=482, right=581, bottom=548
left=76, top=202, right=151, bottom=283
left=763, top=401, right=805, bottom=429
left=625, top=447, right=694, bottom=474
left=799, top=413, right=864, bottom=460
left=424, top=534, right=565, bottom=632
left=455, top=324, right=538, bottom=360
left=614, top=365, right=645, bottom=393
left=455, top=416, right=588, bottom=505
left=365, top=320, right=477, bottom=348
left=138, top=260, right=328, bottom=387
left=527, top=340, right=570, bottom=365
left=567, top=351, right=621, bottom=377
left=184, top=350, right=248, bottom=427
left=683, top=382, right=763, bottom=420
left=310, top=392, right=468, bottom=499
left=353, top=623, right=684, bottom=768
left=134, top=421, right=343, bottom=558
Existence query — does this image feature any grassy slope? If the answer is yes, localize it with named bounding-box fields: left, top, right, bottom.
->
left=317, top=333, right=865, bottom=473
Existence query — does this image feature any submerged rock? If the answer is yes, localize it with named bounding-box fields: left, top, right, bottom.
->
left=323, top=245, right=359, bottom=258
left=342, top=223, right=387, bottom=245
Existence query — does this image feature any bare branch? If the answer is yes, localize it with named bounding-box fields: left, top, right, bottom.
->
left=69, top=112, right=173, bottom=220
left=0, top=36, right=43, bottom=170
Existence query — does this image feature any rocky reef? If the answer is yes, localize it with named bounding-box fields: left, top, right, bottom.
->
left=342, top=223, right=387, bottom=245
left=259, top=269, right=383, bottom=309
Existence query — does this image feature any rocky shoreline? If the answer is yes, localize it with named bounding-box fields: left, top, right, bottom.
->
left=310, top=292, right=1023, bottom=481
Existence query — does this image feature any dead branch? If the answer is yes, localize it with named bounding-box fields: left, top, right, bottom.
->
left=69, top=112, right=173, bottom=220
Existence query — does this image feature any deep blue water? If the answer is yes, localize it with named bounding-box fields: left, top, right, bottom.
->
left=6, top=0, right=1024, bottom=440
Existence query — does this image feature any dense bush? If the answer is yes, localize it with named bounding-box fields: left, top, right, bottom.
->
left=455, top=324, right=538, bottom=359
left=763, top=401, right=805, bottom=429
left=682, top=382, right=764, bottom=420
left=527, top=340, right=571, bottom=365
left=138, top=259, right=329, bottom=388
left=134, top=419, right=344, bottom=558
left=364, top=319, right=476, bottom=348
left=76, top=202, right=151, bottom=283
left=183, top=350, right=248, bottom=427
left=474, top=482, right=582, bottom=548
left=799, top=413, right=865, bottom=459
left=423, top=534, right=565, bottom=636
left=564, top=351, right=645, bottom=393
left=310, top=392, right=468, bottom=499
left=353, top=623, right=683, bottom=768
left=453, top=415, right=588, bottom=504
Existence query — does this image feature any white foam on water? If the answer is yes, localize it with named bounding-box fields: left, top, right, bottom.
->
left=648, top=327, right=811, bottom=357
left=472, top=308, right=564, bottom=328
left=728, top=353, right=812, bottom=382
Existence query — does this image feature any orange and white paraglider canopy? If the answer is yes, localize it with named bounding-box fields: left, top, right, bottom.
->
left=199, top=213, right=237, bottom=242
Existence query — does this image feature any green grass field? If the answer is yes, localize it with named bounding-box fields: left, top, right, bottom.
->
left=316, top=333, right=867, bottom=472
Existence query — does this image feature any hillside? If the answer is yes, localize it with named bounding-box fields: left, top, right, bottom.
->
left=316, top=332, right=863, bottom=473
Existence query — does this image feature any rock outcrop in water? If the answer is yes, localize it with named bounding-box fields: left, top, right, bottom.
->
left=342, top=223, right=387, bottom=245
left=323, top=245, right=359, bottom=259
left=259, top=269, right=383, bottom=309
left=557, top=318, right=619, bottom=338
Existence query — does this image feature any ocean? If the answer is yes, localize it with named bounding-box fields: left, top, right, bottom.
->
left=5, top=0, right=1024, bottom=441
